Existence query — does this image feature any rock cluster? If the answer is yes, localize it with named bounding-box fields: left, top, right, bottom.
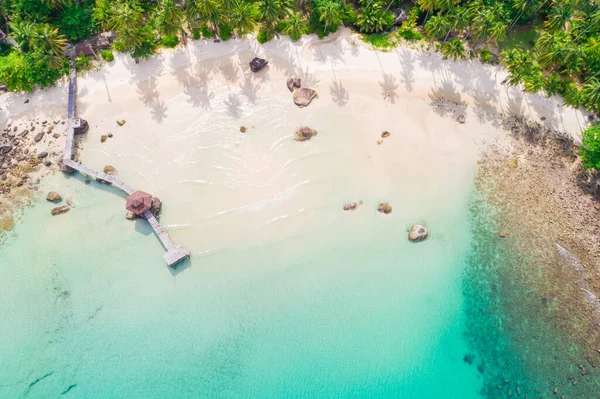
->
left=292, top=88, right=318, bottom=108
left=286, top=77, right=301, bottom=92
left=377, top=203, right=392, bottom=214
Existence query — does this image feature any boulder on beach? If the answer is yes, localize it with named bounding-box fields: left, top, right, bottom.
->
left=116, top=120, right=126, bottom=126
left=286, top=77, right=301, bottom=92
left=51, top=205, right=70, bottom=216
left=150, top=196, right=162, bottom=217
left=74, top=118, right=89, bottom=134
left=377, top=203, right=392, bottom=214
left=293, top=88, right=318, bottom=108
left=408, top=224, right=428, bottom=242
left=295, top=126, right=318, bottom=142
left=0, top=139, right=12, bottom=155
left=103, top=165, right=116, bottom=175
left=125, top=210, right=137, bottom=220
left=59, top=160, right=75, bottom=174
left=100, top=135, right=108, bottom=143
left=381, top=131, right=391, bottom=138
left=249, top=57, right=268, bottom=73
left=457, top=114, right=466, bottom=124
left=46, top=191, right=62, bottom=203
left=240, top=126, right=247, bottom=133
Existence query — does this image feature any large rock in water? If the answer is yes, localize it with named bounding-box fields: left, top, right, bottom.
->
left=408, top=224, right=428, bottom=242
left=286, top=77, right=301, bottom=92
left=46, top=191, right=62, bottom=203
left=249, top=57, right=268, bottom=73
left=295, top=126, right=318, bottom=142
left=150, top=196, right=162, bottom=217
left=377, top=203, right=392, bottom=214
left=293, top=88, right=318, bottom=108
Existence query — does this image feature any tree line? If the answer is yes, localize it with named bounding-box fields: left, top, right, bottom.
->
left=0, top=0, right=598, bottom=156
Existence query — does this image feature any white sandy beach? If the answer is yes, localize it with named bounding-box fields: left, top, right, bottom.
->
left=0, top=27, right=591, bottom=254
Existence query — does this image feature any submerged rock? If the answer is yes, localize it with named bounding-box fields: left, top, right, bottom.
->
left=286, top=77, right=301, bottom=92
left=46, top=191, right=62, bottom=203
left=37, top=151, right=48, bottom=159
left=408, top=224, right=428, bottom=242
left=74, top=118, right=89, bottom=134
left=499, top=230, right=508, bottom=237
left=59, top=160, right=75, bottom=174
left=249, top=57, right=268, bottom=73
left=33, top=132, right=44, bottom=142
left=293, top=88, right=318, bottom=108
left=51, top=205, right=70, bottom=216
left=103, top=165, right=116, bottom=175
left=343, top=202, right=357, bottom=211
left=295, top=126, right=318, bottom=142
left=377, top=203, right=392, bottom=214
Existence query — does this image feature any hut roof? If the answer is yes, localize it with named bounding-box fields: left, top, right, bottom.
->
left=126, top=190, right=153, bottom=215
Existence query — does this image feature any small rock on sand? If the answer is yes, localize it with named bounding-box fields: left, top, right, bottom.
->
left=293, top=88, right=318, bottom=108
left=457, top=114, right=466, bottom=124
left=381, top=131, right=391, bottom=138
left=108, top=133, right=113, bottom=138
left=51, top=205, right=70, bottom=216
left=408, top=224, right=428, bottom=242
left=116, top=120, right=126, bottom=126
left=286, top=77, right=301, bottom=92
left=33, top=132, right=44, bottom=142
left=100, top=135, right=108, bottom=143
left=240, top=126, right=247, bottom=133
left=37, top=151, right=48, bottom=159
left=249, top=57, right=268, bottom=72
left=377, top=203, right=392, bottom=214
left=295, top=126, right=318, bottom=141
left=66, top=198, right=73, bottom=206
left=103, top=165, right=116, bottom=175
left=46, top=191, right=62, bottom=203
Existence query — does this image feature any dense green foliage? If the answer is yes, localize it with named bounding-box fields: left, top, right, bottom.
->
left=581, top=125, right=600, bottom=170
left=100, top=48, right=114, bottom=62
left=0, top=0, right=597, bottom=116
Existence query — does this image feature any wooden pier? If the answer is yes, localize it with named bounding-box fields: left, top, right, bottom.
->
left=63, top=65, right=190, bottom=268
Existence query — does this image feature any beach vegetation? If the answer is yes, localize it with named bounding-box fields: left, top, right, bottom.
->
left=361, top=33, right=395, bottom=51
left=100, top=49, right=114, bottom=62
left=219, top=22, right=233, bottom=40
left=580, top=125, right=600, bottom=170
left=161, top=34, right=179, bottom=48
left=282, top=11, right=309, bottom=41
left=441, top=38, right=464, bottom=61
left=356, top=3, right=394, bottom=34
left=199, top=24, right=215, bottom=39
left=192, top=28, right=201, bottom=40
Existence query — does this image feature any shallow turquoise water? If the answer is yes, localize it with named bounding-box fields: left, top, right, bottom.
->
left=0, top=171, right=483, bottom=398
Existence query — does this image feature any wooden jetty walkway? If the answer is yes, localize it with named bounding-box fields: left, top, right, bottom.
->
left=62, top=65, right=190, bottom=268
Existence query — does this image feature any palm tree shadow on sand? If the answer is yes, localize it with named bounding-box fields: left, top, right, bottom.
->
left=330, top=79, right=349, bottom=106
left=379, top=73, right=399, bottom=104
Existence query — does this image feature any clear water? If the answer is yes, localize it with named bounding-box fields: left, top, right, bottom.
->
left=0, top=169, right=483, bottom=398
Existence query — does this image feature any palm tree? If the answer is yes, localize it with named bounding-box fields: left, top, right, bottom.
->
left=425, top=15, right=448, bottom=40
left=32, top=24, right=68, bottom=68
left=257, top=0, right=292, bottom=26
left=581, top=78, right=600, bottom=113
left=9, top=18, right=36, bottom=52
left=441, top=38, right=464, bottom=61
left=357, top=4, right=388, bottom=33
left=108, top=1, right=143, bottom=33
left=282, top=12, right=309, bottom=40
left=93, top=0, right=114, bottom=31
left=44, top=0, right=71, bottom=9
left=189, top=0, right=223, bottom=31
left=318, top=1, right=342, bottom=34
left=229, top=0, right=259, bottom=36
left=156, top=0, right=184, bottom=38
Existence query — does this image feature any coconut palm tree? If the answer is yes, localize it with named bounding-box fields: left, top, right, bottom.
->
left=257, top=0, right=293, bottom=26
left=9, top=18, right=36, bottom=52
left=93, top=0, right=114, bottom=31
left=44, top=0, right=71, bottom=9
left=356, top=3, right=393, bottom=33
left=156, top=0, right=184, bottom=38
left=189, top=0, right=223, bottom=31
left=581, top=78, right=600, bottom=112
left=318, top=1, right=343, bottom=34
left=108, top=1, right=143, bottom=33
left=32, top=24, right=68, bottom=68
left=425, top=15, right=449, bottom=40
left=441, top=38, right=464, bottom=61
left=229, top=0, right=259, bottom=36
left=282, top=11, right=309, bottom=40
